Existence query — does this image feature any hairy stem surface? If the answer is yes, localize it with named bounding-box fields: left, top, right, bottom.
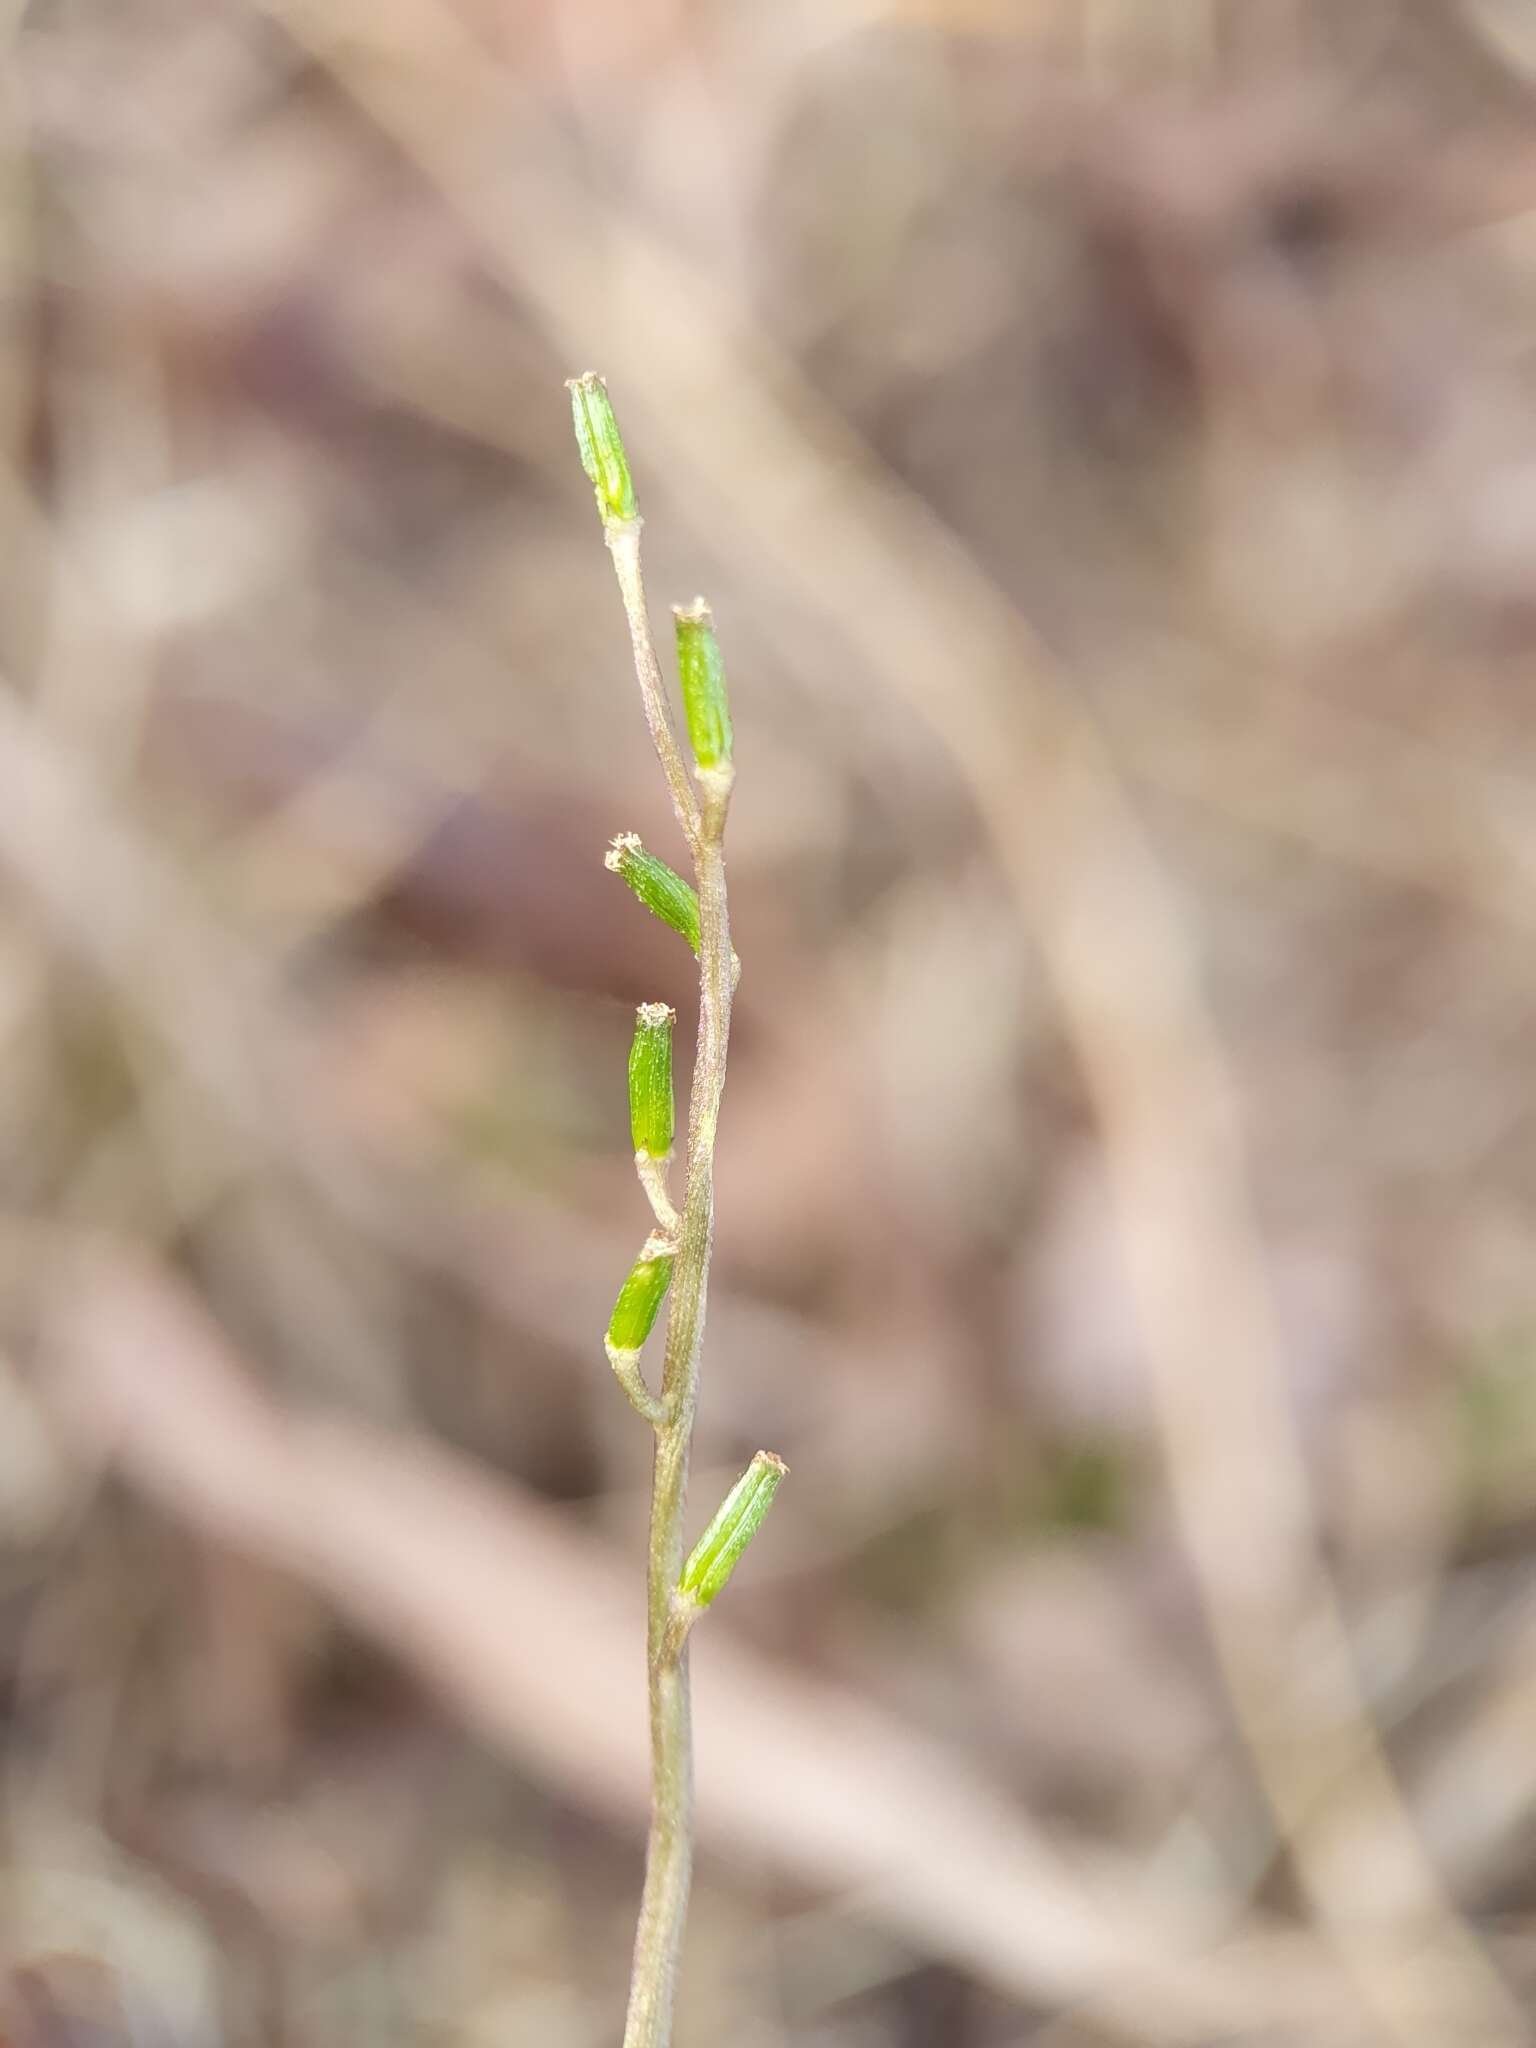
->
left=607, top=495, right=733, bottom=2041
left=607, top=522, right=702, bottom=850
left=623, top=836, right=731, bottom=2048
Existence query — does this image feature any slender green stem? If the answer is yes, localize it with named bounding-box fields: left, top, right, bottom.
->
left=623, top=827, right=732, bottom=2048
left=607, top=523, right=702, bottom=853
left=574, top=372, right=750, bottom=2046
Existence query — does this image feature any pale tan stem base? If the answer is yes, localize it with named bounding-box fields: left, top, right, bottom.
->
left=622, top=1648, right=693, bottom=2048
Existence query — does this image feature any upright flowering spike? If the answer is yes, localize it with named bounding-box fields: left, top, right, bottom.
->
left=568, top=373, right=638, bottom=526
left=629, top=1003, right=676, bottom=1163
left=673, top=599, right=734, bottom=780
left=568, top=365, right=750, bottom=2043
left=677, top=1451, right=787, bottom=1609
left=605, top=834, right=701, bottom=954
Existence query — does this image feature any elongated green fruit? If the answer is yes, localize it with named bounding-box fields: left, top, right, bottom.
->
left=607, top=1234, right=675, bottom=1357
left=678, top=1451, right=787, bottom=1608
left=568, top=373, right=638, bottom=525
left=628, top=1003, right=675, bottom=1161
left=606, top=833, right=701, bottom=953
left=673, top=599, right=733, bottom=776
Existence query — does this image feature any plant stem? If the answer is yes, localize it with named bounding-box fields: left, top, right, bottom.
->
left=606, top=522, right=702, bottom=854
left=604, top=513, right=734, bottom=2045
left=623, top=840, right=732, bottom=2048
left=572, top=371, right=767, bottom=2039
left=635, top=1153, right=681, bottom=1238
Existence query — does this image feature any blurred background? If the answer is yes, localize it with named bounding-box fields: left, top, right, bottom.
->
left=7, top=2, right=1536, bottom=2043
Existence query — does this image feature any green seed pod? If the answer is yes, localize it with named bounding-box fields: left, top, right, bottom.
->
left=673, top=599, right=733, bottom=776
left=678, top=1451, right=787, bottom=1608
left=628, top=1003, right=675, bottom=1162
left=605, top=834, right=701, bottom=954
left=606, top=1235, right=675, bottom=1357
left=567, top=373, right=637, bottom=526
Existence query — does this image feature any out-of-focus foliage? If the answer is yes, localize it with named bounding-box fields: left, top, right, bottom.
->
left=5, top=3, right=1536, bottom=2044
